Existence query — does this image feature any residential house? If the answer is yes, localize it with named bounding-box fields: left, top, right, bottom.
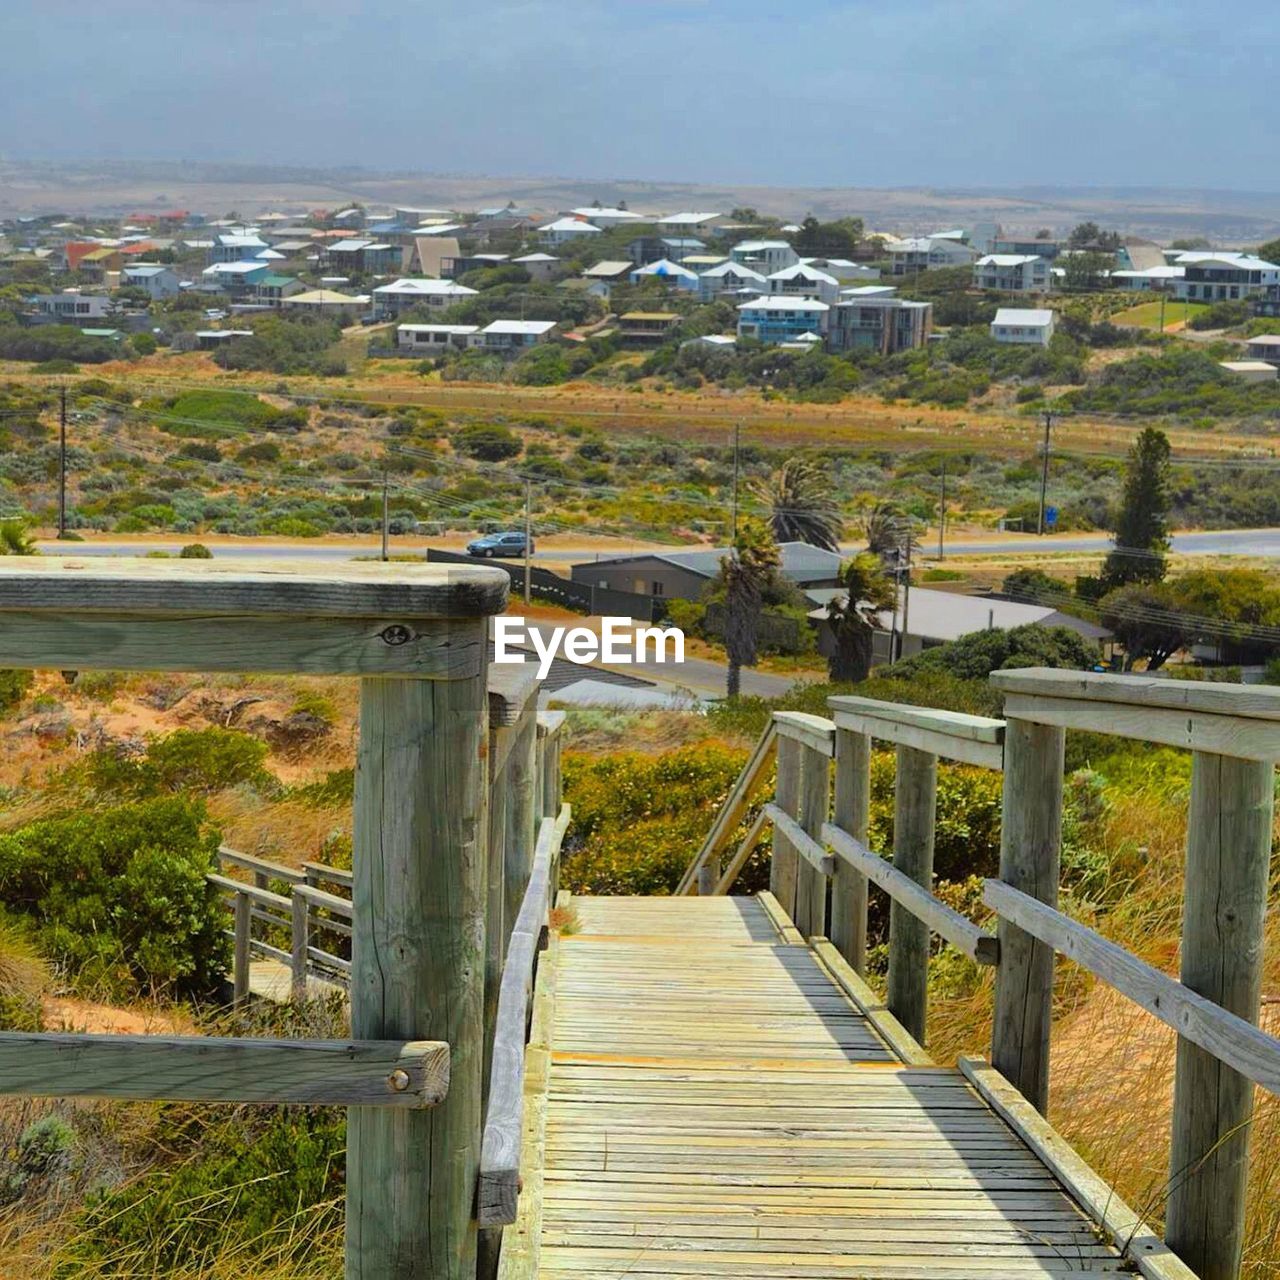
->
left=119, top=264, right=180, bottom=299
left=410, top=235, right=462, bottom=277
left=990, top=307, right=1055, bottom=346
left=768, top=263, right=841, bottom=304
left=626, top=236, right=705, bottom=265
left=538, top=217, right=603, bottom=246
left=571, top=541, right=843, bottom=601
left=210, top=233, right=269, bottom=263
left=630, top=259, right=700, bottom=291
left=396, top=323, right=479, bottom=353
left=255, top=274, right=305, bottom=307
left=371, top=277, right=479, bottom=319
left=805, top=257, right=880, bottom=283
left=512, top=252, right=559, bottom=282
left=282, top=289, right=370, bottom=320
left=468, top=214, right=539, bottom=247
left=807, top=586, right=1109, bottom=666
left=618, top=312, right=681, bottom=344
left=1174, top=251, right=1280, bottom=302
left=473, top=319, right=558, bottom=352
left=569, top=206, right=644, bottom=229
left=58, top=241, right=105, bottom=273
left=973, top=254, right=1053, bottom=292
left=29, top=290, right=114, bottom=323
left=1219, top=360, right=1278, bottom=383
left=76, top=247, right=125, bottom=282
left=730, top=240, right=800, bottom=274
left=195, top=329, right=255, bottom=351
left=1110, top=265, right=1185, bottom=292
left=325, top=239, right=400, bottom=275
left=655, top=212, right=724, bottom=234
left=441, top=253, right=509, bottom=278
left=581, top=259, right=633, bottom=299
left=201, top=262, right=271, bottom=295
left=698, top=261, right=768, bottom=301
left=991, top=236, right=1061, bottom=259
left=1244, top=334, right=1280, bottom=364
left=888, top=237, right=978, bottom=275
left=827, top=291, right=932, bottom=354
left=736, top=295, right=830, bottom=344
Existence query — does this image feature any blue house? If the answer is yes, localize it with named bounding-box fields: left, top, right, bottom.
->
left=736, top=296, right=830, bottom=344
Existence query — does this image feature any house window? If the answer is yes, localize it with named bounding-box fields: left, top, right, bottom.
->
left=651, top=581, right=665, bottom=596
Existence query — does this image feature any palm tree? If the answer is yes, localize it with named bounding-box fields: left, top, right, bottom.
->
left=753, top=457, right=841, bottom=551
left=855, top=499, right=906, bottom=557
left=0, top=520, right=37, bottom=556
left=720, top=519, right=780, bottom=698
left=826, top=554, right=896, bottom=683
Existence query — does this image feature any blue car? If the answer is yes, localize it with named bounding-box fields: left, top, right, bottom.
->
left=466, top=531, right=534, bottom=558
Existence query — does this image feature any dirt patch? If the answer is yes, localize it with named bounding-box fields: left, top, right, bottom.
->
left=41, top=996, right=191, bottom=1036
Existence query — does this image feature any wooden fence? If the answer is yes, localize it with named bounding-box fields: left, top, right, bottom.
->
left=0, top=555, right=568, bottom=1280
left=695, top=670, right=1280, bottom=1280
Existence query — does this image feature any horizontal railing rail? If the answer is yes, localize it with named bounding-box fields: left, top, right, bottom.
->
left=478, top=803, right=571, bottom=1228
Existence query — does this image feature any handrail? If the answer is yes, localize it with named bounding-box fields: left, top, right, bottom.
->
left=763, top=804, right=834, bottom=876
left=218, top=845, right=305, bottom=885
left=825, top=823, right=998, bottom=965
left=984, top=880, right=1280, bottom=1096
left=677, top=721, right=777, bottom=895
left=478, top=803, right=571, bottom=1227
left=830, top=695, right=1005, bottom=769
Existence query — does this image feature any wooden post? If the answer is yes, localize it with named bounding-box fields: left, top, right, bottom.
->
left=504, top=712, right=539, bottom=934
left=769, top=735, right=801, bottom=918
left=831, top=726, right=872, bottom=973
left=290, top=891, right=309, bottom=1002
left=1166, top=751, right=1274, bottom=1280
left=991, top=716, right=1064, bottom=1114
left=696, top=850, right=720, bottom=896
left=792, top=742, right=830, bottom=939
left=233, top=891, right=251, bottom=1006
left=346, top=647, right=491, bottom=1279
left=886, top=744, right=936, bottom=1044
left=483, top=747, right=509, bottom=1105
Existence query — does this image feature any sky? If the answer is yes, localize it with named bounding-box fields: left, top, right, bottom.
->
left=1, top=0, right=1274, bottom=191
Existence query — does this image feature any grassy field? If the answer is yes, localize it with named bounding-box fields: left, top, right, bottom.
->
left=1110, top=298, right=1209, bottom=330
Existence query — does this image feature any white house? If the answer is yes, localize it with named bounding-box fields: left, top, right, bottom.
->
left=730, top=240, right=800, bottom=274
left=805, top=257, right=880, bottom=283
left=120, top=264, right=180, bottom=299
left=991, top=307, right=1056, bottom=346
left=209, top=233, right=269, bottom=263
left=1219, top=360, right=1278, bottom=383
left=538, top=217, right=603, bottom=246
left=656, top=211, right=723, bottom=233
left=630, top=258, right=700, bottom=291
left=974, top=255, right=1053, bottom=293
left=698, top=261, right=768, bottom=301
left=768, top=263, right=841, bottom=304
left=888, top=237, right=979, bottom=274
left=511, top=252, right=559, bottom=283
left=736, top=295, right=830, bottom=344
left=30, top=290, right=113, bottom=321
left=1173, top=251, right=1280, bottom=302
left=396, top=323, right=479, bottom=352
left=371, top=277, right=479, bottom=319
left=1110, top=265, right=1185, bottom=292
left=569, top=206, right=643, bottom=229
left=473, top=319, right=558, bottom=352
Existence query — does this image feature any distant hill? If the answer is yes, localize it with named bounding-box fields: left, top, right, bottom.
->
left=4, top=158, right=1280, bottom=244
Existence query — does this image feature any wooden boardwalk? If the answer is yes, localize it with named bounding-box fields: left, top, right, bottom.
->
left=532, top=895, right=1129, bottom=1279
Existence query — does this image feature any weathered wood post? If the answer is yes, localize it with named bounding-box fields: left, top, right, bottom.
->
left=344, top=566, right=509, bottom=1280
left=1166, top=750, right=1274, bottom=1279
left=830, top=725, right=872, bottom=973
left=233, top=890, right=251, bottom=1006
left=793, top=739, right=831, bottom=939
left=885, top=745, right=937, bottom=1044
left=770, top=734, right=802, bottom=918
left=290, top=891, right=309, bottom=1001
left=504, top=709, right=539, bottom=932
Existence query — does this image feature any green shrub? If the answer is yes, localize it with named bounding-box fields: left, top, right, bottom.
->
left=179, top=542, right=213, bottom=558
left=80, top=727, right=277, bottom=799
left=291, top=767, right=355, bottom=808
left=454, top=423, right=522, bottom=461
left=562, top=743, right=751, bottom=894
left=0, top=668, right=33, bottom=715
left=0, top=795, right=227, bottom=994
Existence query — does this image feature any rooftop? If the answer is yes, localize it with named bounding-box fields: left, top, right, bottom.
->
left=737, top=295, right=830, bottom=312
left=374, top=277, right=478, bottom=296
left=993, top=308, right=1055, bottom=325
left=483, top=319, right=557, bottom=335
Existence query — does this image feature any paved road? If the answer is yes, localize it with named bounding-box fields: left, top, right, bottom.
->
left=37, top=528, right=1280, bottom=563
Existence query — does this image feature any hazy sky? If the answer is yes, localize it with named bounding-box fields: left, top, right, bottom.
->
left=2, top=0, right=1273, bottom=190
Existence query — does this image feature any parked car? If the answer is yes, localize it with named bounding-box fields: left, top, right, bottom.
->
left=466, top=531, right=534, bottom=558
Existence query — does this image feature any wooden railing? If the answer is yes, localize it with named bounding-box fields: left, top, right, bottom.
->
left=0, top=554, right=562, bottom=1280
left=694, top=670, right=1280, bottom=1280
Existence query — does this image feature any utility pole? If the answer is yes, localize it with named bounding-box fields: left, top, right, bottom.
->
left=380, top=473, right=389, bottom=561
left=1158, top=288, right=1167, bottom=334
left=58, top=386, right=67, bottom=539
left=899, top=533, right=913, bottom=663
left=1037, top=411, right=1052, bottom=536
left=730, top=422, right=741, bottom=543
left=937, top=458, right=946, bottom=560
left=523, top=478, right=532, bottom=606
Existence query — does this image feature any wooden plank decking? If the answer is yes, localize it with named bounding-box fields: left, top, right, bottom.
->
left=532, top=895, right=1129, bottom=1279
